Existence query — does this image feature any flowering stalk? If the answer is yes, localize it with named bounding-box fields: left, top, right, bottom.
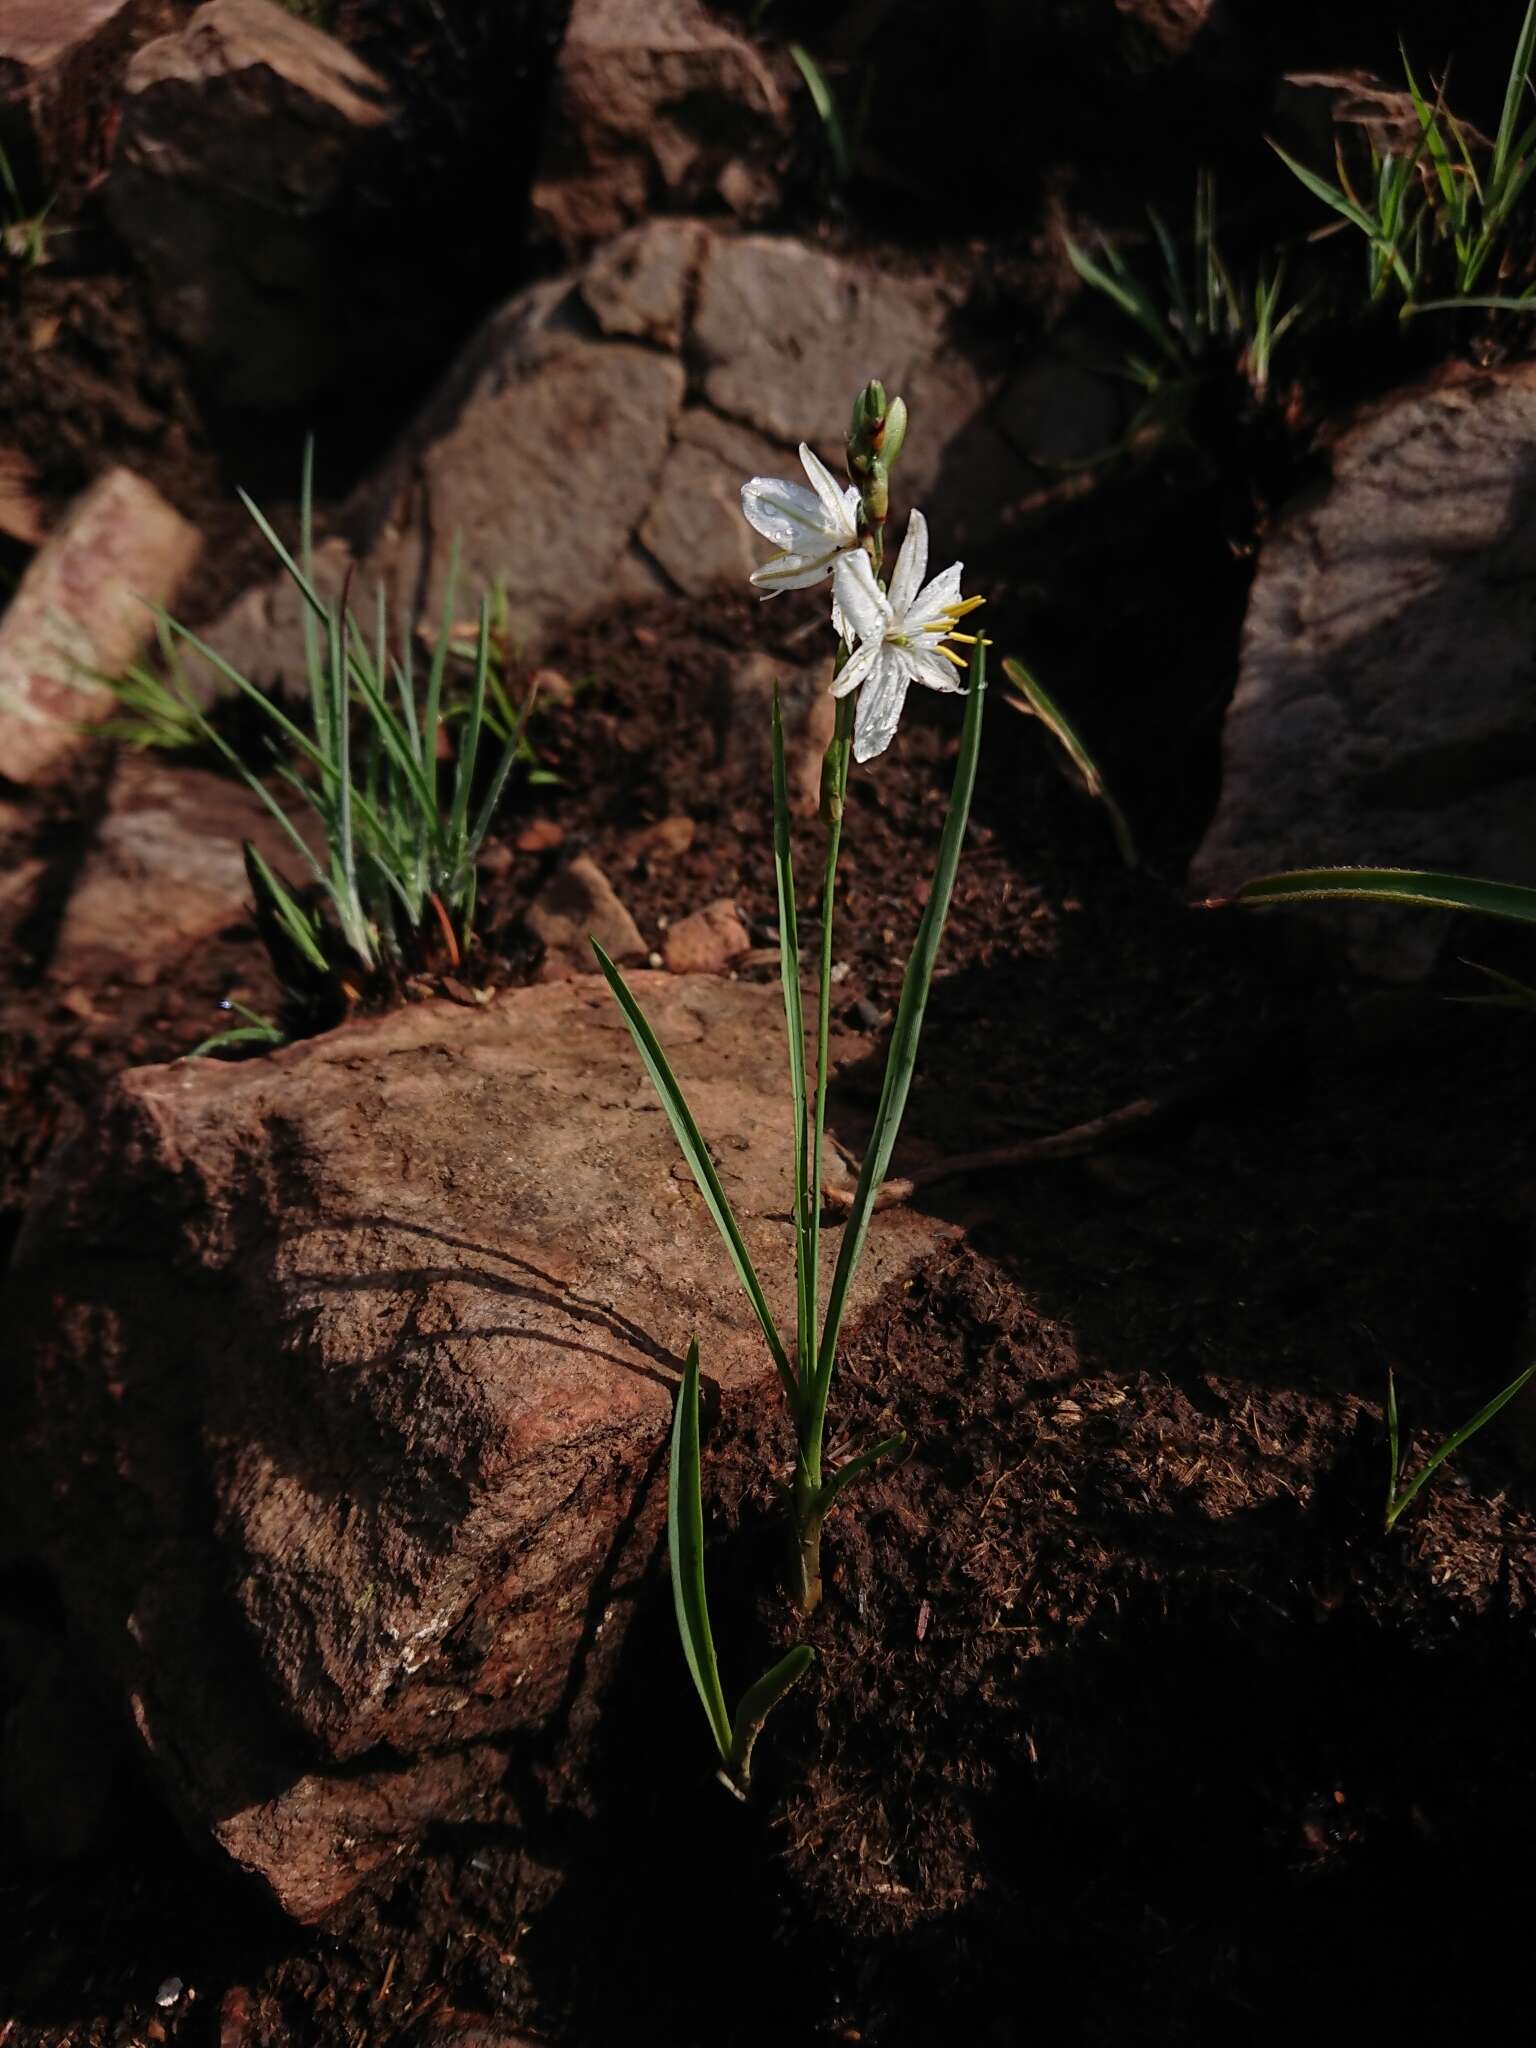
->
left=596, top=381, right=986, bottom=1784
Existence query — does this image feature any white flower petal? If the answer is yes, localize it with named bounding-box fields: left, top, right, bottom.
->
left=903, top=562, right=965, bottom=633
left=741, top=477, right=829, bottom=551
left=852, top=649, right=911, bottom=762
left=830, top=638, right=881, bottom=699
left=831, top=549, right=891, bottom=648
left=798, top=443, right=858, bottom=541
left=907, top=645, right=967, bottom=693
left=886, top=510, right=930, bottom=620
left=750, top=547, right=844, bottom=595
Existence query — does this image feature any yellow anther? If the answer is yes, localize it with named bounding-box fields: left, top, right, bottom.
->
left=936, top=643, right=969, bottom=668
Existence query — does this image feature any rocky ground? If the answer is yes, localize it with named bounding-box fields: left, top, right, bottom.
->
left=6, top=2, right=1536, bottom=2044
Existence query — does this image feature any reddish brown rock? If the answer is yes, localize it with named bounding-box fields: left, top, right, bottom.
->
left=47, top=751, right=317, bottom=990
left=530, top=0, right=788, bottom=254
left=9, top=980, right=954, bottom=1916
left=524, top=852, right=645, bottom=973
left=0, top=468, right=201, bottom=785
left=663, top=898, right=750, bottom=974
left=0, top=0, right=166, bottom=182
left=106, top=0, right=397, bottom=408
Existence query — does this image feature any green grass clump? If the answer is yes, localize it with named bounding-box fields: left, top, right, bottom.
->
left=1273, top=0, right=1536, bottom=314
left=147, top=446, right=533, bottom=1001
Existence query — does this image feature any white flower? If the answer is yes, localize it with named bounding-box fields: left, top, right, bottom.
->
left=830, top=511, right=982, bottom=762
left=740, top=443, right=861, bottom=596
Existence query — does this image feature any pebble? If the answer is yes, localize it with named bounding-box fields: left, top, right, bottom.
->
left=155, top=1977, right=184, bottom=2007
left=662, top=899, right=751, bottom=975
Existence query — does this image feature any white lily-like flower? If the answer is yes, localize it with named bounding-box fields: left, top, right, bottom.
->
left=830, top=511, right=983, bottom=762
left=740, top=443, right=861, bottom=596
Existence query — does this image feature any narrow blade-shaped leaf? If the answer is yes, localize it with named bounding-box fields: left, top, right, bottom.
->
left=1493, top=0, right=1536, bottom=190
left=668, top=1342, right=732, bottom=1762
left=1235, top=866, right=1536, bottom=923
left=1385, top=1363, right=1536, bottom=1530
left=815, top=1430, right=907, bottom=1513
left=1003, top=656, right=1136, bottom=868
left=593, top=942, right=797, bottom=1401
left=244, top=841, right=330, bottom=974
left=726, top=1643, right=814, bottom=1793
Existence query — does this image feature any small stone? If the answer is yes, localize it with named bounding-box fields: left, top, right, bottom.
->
left=525, top=854, right=645, bottom=967
left=621, top=814, right=695, bottom=865
left=662, top=898, right=751, bottom=975
left=155, top=1978, right=184, bottom=2008
left=528, top=667, right=576, bottom=707
left=47, top=753, right=319, bottom=991
left=514, top=818, right=565, bottom=855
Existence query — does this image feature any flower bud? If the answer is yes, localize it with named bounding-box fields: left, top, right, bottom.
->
left=847, top=379, right=889, bottom=480
left=881, top=395, right=908, bottom=470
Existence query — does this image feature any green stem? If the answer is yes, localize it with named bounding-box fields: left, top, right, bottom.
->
left=801, top=691, right=854, bottom=1492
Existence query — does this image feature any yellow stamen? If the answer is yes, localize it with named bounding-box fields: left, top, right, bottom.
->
left=942, top=595, right=987, bottom=620
left=936, top=643, right=969, bottom=668
left=945, top=631, right=980, bottom=645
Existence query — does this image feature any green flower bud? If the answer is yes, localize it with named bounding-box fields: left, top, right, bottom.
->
left=881, top=395, right=908, bottom=470
left=847, top=379, right=889, bottom=479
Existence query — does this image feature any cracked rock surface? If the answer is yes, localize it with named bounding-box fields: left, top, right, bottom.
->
left=199, top=220, right=1025, bottom=687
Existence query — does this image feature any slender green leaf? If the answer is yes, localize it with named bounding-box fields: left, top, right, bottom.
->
left=1493, top=0, right=1536, bottom=191
left=592, top=943, right=797, bottom=1401
left=726, top=1643, right=814, bottom=1793
left=1065, top=235, right=1186, bottom=371
left=244, top=842, right=330, bottom=974
left=1003, top=656, right=1136, bottom=868
left=1235, top=866, right=1536, bottom=923
left=668, top=1342, right=732, bottom=1761
left=1385, top=1363, right=1536, bottom=1530
left=815, top=1430, right=907, bottom=1512
left=788, top=43, right=850, bottom=183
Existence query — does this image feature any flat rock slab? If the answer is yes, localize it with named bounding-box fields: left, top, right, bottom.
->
left=10, top=977, right=954, bottom=1917
left=1190, top=365, right=1536, bottom=978
left=48, top=749, right=318, bottom=990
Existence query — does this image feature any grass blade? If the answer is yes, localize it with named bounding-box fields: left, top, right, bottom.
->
left=1235, top=867, right=1536, bottom=923
left=1385, top=1364, right=1536, bottom=1530
left=1003, top=656, right=1136, bottom=868
left=726, top=1643, right=814, bottom=1794
left=592, top=942, right=797, bottom=1402
left=1493, top=0, right=1536, bottom=192
left=668, top=1342, right=732, bottom=1762
left=1065, top=235, right=1186, bottom=372
left=815, top=1429, right=907, bottom=1512
left=787, top=43, right=850, bottom=183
